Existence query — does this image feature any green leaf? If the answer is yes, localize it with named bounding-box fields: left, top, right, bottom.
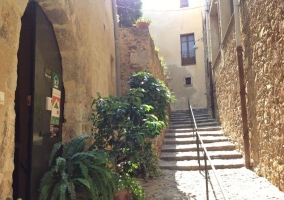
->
left=74, top=178, right=90, bottom=189
left=67, top=182, right=76, bottom=200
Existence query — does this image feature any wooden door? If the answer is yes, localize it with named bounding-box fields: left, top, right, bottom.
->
left=14, top=2, right=64, bottom=199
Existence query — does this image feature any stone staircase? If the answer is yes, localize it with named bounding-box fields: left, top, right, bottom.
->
left=159, top=109, right=244, bottom=170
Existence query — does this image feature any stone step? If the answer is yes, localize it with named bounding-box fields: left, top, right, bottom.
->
left=160, top=150, right=243, bottom=161
left=159, top=158, right=244, bottom=170
left=166, top=126, right=222, bottom=133
left=171, top=111, right=209, bottom=115
left=170, top=115, right=210, bottom=119
left=161, top=142, right=236, bottom=152
left=170, top=118, right=217, bottom=124
left=169, top=121, right=219, bottom=128
left=165, top=130, right=224, bottom=138
left=163, top=136, right=228, bottom=145
left=170, top=120, right=218, bottom=124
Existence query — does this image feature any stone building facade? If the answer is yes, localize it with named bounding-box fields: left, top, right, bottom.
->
left=204, top=0, right=284, bottom=191
left=142, top=0, right=208, bottom=110
left=0, top=0, right=117, bottom=199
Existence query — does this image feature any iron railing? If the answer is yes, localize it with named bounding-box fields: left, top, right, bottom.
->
left=187, top=99, right=228, bottom=200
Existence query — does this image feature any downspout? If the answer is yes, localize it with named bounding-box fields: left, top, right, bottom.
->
left=233, top=0, right=250, bottom=169
left=111, top=0, right=121, bottom=96
left=205, top=0, right=215, bottom=118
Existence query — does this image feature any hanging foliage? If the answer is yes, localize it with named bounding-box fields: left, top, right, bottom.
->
left=117, top=0, right=143, bottom=27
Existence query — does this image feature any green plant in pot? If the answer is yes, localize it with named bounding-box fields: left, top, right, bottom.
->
left=38, top=134, right=118, bottom=200
left=114, top=172, right=145, bottom=200
left=135, top=17, right=152, bottom=28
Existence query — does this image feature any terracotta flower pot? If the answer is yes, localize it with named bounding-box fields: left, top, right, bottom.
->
left=114, top=189, right=131, bottom=200
left=136, top=22, right=149, bottom=29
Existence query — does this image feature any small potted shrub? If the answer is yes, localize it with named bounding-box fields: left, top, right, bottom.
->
left=114, top=172, right=145, bottom=200
left=135, top=17, right=152, bottom=28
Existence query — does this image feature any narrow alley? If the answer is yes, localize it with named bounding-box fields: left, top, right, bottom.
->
left=139, top=110, right=284, bottom=199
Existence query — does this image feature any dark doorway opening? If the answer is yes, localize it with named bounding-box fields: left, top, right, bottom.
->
left=13, top=2, right=64, bottom=199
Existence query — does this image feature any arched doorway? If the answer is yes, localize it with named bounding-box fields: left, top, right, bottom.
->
left=14, top=2, right=64, bottom=199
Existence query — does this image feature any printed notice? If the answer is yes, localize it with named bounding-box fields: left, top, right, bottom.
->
left=44, top=67, right=52, bottom=85
left=50, top=88, right=61, bottom=125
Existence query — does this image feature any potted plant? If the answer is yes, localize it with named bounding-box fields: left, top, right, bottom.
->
left=114, top=172, right=145, bottom=200
left=38, top=135, right=118, bottom=200
left=135, top=17, right=152, bottom=28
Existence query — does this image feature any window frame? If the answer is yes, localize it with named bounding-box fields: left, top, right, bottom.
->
left=180, top=33, right=196, bottom=66
left=184, top=76, right=192, bottom=87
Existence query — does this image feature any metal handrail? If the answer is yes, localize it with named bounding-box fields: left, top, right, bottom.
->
left=188, top=99, right=228, bottom=200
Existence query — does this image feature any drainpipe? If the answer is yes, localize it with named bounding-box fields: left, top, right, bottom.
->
left=111, top=0, right=121, bottom=96
left=233, top=0, right=250, bottom=169
left=205, top=0, right=215, bottom=118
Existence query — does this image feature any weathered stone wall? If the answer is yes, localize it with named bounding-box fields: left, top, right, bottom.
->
left=0, top=1, right=29, bottom=198
left=118, top=27, right=167, bottom=156
left=213, top=18, right=245, bottom=153
left=118, top=27, right=165, bottom=95
left=212, top=0, right=284, bottom=192
left=240, top=0, right=284, bottom=191
left=0, top=0, right=116, bottom=198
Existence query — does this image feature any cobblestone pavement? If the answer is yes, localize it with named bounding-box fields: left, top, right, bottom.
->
left=138, top=167, right=284, bottom=200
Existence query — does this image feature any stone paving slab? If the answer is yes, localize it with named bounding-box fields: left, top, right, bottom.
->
left=139, top=167, right=284, bottom=200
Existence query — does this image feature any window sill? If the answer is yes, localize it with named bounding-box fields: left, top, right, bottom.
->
left=182, top=63, right=196, bottom=66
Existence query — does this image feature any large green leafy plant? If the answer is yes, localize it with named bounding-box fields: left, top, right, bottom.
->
left=128, top=71, right=174, bottom=124
left=91, top=89, right=165, bottom=174
left=91, top=89, right=162, bottom=199
left=39, top=135, right=118, bottom=200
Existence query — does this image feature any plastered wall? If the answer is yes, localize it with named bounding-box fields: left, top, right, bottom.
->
left=142, top=0, right=207, bottom=110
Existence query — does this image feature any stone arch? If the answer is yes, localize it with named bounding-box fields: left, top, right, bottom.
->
left=1, top=0, right=117, bottom=196
left=36, top=1, right=87, bottom=141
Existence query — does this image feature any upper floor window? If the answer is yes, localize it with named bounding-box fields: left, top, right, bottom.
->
left=180, top=0, right=188, bottom=7
left=181, top=33, right=196, bottom=65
